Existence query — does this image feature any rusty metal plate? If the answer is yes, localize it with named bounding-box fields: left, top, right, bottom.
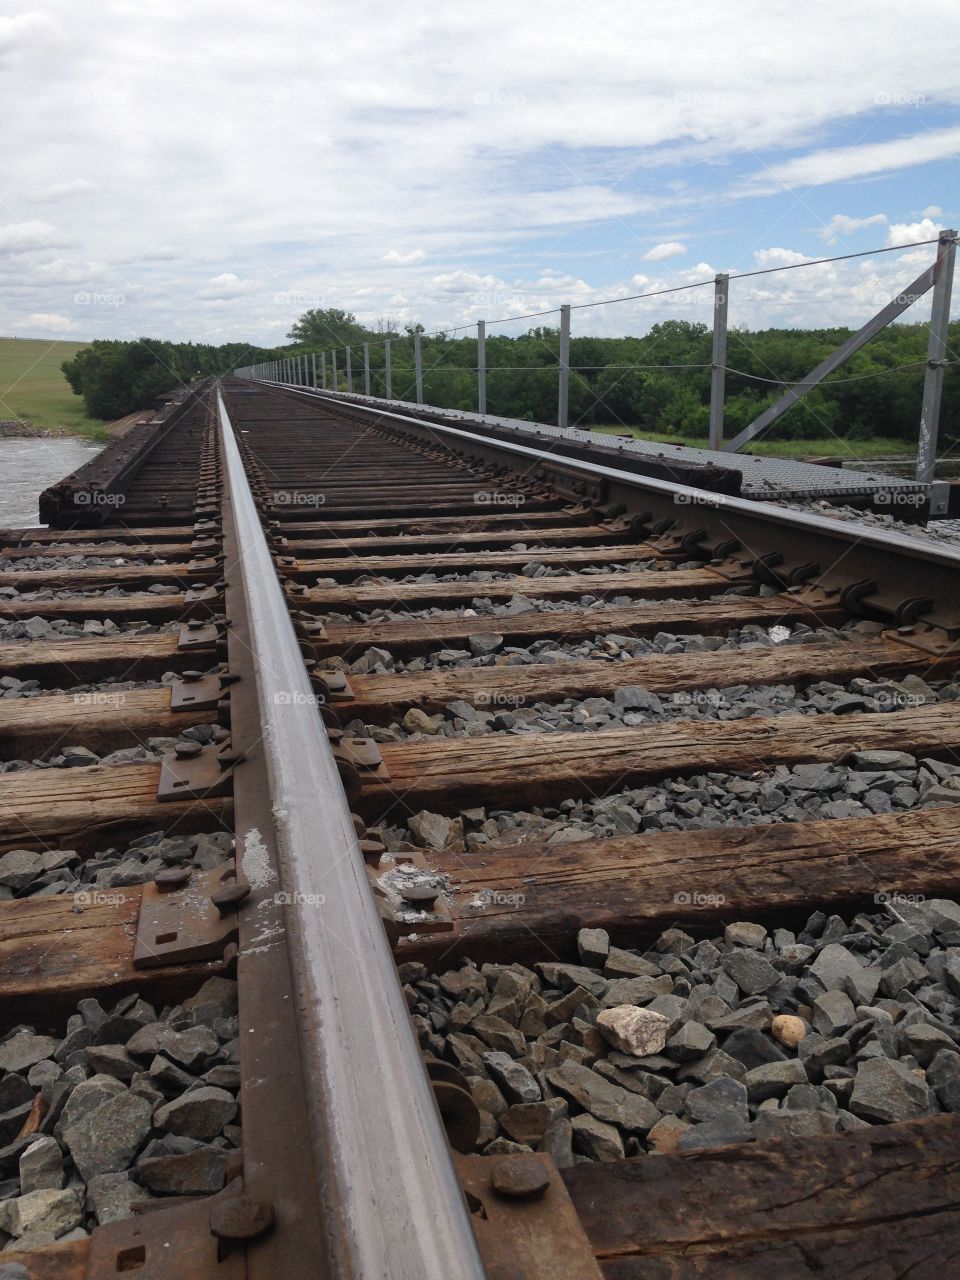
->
left=86, top=1183, right=248, bottom=1279
left=883, top=623, right=960, bottom=657
left=330, top=734, right=391, bottom=782
left=134, top=866, right=239, bottom=968
left=185, top=584, right=224, bottom=605
left=170, top=674, right=223, bottom=712
left=188, top=556, right=223, bottom=575
left=157, top=744, right=235, bottom=801
left=454, top=1153, right=602, bottom=1280
left=178, top=622, right=220, bottom=651
left=704, top=556, right=754, bottom=583
left=313, top=668, right=354, bottom=700
left=374, top=849, right=453, bottom=937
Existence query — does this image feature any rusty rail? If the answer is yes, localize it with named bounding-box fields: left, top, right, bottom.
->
left=266, top=385, right=960, bottom=634
left=217, top=390, right=487, bottom=1279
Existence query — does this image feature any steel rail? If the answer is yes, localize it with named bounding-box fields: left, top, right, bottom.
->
left=260, top=384, right=960, bottom=576
left=216, top=390, right=487, bottom=1280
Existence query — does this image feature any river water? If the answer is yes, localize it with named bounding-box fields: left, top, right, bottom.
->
left=0, top=437, right=104, bottom=528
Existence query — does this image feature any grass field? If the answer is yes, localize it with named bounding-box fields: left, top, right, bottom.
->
left=0, top=337, right=108, bottom=438
left=591, top=424, right=915, bottom=460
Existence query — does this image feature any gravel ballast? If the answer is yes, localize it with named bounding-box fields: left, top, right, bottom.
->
left=406, top=899, right=960, bottom=1163
left=0, top=978, right=240, bottom=1251
left=0, top=618, right=184, bottom=642
left=0, top=830, right=234, bottom=901
left=333, top=618, right=871, bottom=678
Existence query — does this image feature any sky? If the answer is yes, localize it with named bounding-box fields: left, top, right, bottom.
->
left=2, top=0, right=959, bottom=352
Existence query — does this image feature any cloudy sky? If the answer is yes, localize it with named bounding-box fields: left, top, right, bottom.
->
left=2, top=0, right=959, bottom=349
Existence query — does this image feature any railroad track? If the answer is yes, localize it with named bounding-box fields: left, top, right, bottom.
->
left=0, top=376, right=958, bottom=1277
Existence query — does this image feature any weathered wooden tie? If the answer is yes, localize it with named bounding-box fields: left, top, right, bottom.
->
left=354, top=701, right=960, bottom=818
left=338, top=635, right=960, bottom=723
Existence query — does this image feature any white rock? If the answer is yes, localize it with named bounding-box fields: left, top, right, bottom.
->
left=0, top=1188, right=81, bottom=1239
left=596, top=1005, right=669, bottom=1057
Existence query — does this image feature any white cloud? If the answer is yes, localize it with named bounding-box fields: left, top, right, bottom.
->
left=0, top=11, right=61, bottom=64
left=34, top=257, right=99, bottom=283
left=29, top=179, right=96, bottom=203
left=886, top=216, right=943, bottom=247
left=643, top=241, right=686, bottom=261
left=24, top=312, right=73, bottom=331
left=922, top=205, right=943, bottom=219
left=139, top=247, right=181, bottom=262
left=0, top=220, right=66, bottom=253
left=751, top=247, right=811, bottom=269
left=199, top=272, right=254, bottom=300
left=382, top=249, right=426, bottom=265
left=1, top=1, right=959, bottom=342
left=818, top=213, right=887, bottom=244
left=743, top=127, right=960, bottom=195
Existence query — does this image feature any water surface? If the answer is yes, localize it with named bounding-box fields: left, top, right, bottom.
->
left=0, top=437, right=104, bottom=527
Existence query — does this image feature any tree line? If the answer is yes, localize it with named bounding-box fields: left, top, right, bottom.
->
left=61, top=339, right=282, bottom=419
left=63, top=308, right=960, bottom=443
left=287, top=308, right=960, bottom=443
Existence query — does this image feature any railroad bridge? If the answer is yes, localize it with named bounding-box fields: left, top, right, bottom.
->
left=0, top=376, right=958, bottom=1277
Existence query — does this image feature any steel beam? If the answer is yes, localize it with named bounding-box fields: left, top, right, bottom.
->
left=709, top=274, right=729, bottom=451
left=558, top=303, right=571, bottom=430
left=725, top=261, right=938, bottom=452
left=917, top=230, right=957, bottom=484
left=477, top=320, right=487, bottom=415
left=414, top=332, right=423, bottom=404
left=363, top=342, right=371, bottom=396
left=345, top=346, right=353, bottom=394
left=331, top=350, right=338, bottom=392
left=385, top=339, right=393, bottom=398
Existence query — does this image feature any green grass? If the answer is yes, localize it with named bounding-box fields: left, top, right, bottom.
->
left=590, top=424, right=915, bottom=460
left=0, top=337, right=109, bottom=439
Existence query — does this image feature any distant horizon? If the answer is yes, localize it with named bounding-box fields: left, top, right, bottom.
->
left=2, top=1, right=958, bottom=346
left=3, top=268, right=958, bottom=353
